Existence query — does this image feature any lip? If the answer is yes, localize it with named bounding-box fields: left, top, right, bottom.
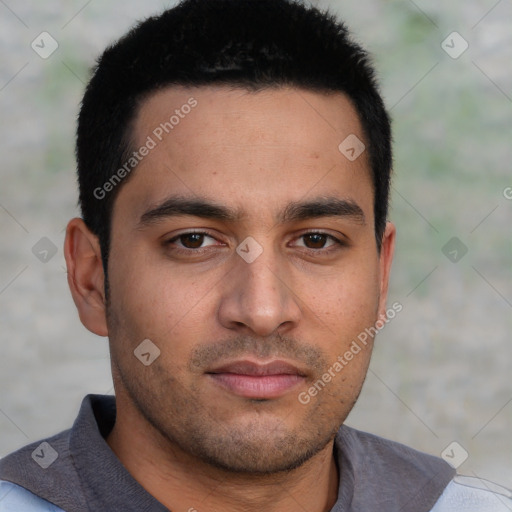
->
left=206, top=359, right=307, bottom=399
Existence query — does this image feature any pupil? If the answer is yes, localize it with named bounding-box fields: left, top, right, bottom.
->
left=183, top=234, right=203, bottom=248
left=306, top=234, right=325, bottom=248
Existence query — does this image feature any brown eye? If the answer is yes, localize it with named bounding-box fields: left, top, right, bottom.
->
left=165, top=232, right=219, bottom=253
left=292, top=232, right=345, bottom=256
left=302, top=233, right=329, bottom=249
left=179, top=233, right=206, bottom=249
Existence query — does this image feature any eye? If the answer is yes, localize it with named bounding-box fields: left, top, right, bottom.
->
left=165, top=231, right=221, bottom=252
left=293, top=232, right=343, bottom=252
left=163, top=230, right=345, bottom=258
left=296, top=232, right=339, bottom=249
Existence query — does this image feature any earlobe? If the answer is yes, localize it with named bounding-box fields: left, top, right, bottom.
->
left=377, top=221, right=396, bottom=319
left=64, top=217, right=109, bottom=337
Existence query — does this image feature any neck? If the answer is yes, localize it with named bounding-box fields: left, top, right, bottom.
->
left=106, top=395, right=340, bottom=512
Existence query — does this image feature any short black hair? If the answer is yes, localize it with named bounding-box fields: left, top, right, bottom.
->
left=77, top=0, right=392, bottom=274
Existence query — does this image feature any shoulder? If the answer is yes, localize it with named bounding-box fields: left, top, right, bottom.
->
left=338, top=424, right=456, bottom=474
left=431, top=475, right=512, bottom=511
left=0, top=481, right=65, bottom=511
left=335, top=426, right=456, bottom=509
left=0, top=429, right=79, bottom=511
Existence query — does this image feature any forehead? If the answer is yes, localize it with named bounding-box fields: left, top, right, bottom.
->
left=134, top=85, right=365, bottom=149
left=116, top=85, right=373, bottom=225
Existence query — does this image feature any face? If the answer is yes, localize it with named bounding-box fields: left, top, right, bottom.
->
left=102, top=85, right=394, bottom=474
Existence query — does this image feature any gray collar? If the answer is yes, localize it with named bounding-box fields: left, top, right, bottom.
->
left=0, top=394, right=454, bottom=511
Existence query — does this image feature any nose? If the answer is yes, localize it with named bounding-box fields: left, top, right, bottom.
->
left=217, top=246, right=302, bottom=337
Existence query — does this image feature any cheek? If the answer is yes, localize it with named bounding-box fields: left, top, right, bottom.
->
left=107, top=251, right=214, bottom=356
left=307, top=262, right=380, bottom=331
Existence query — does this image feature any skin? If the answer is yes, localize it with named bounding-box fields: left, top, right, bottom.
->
left=65, top=85, right=395, bottom=512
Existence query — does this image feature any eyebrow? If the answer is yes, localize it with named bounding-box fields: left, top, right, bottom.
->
left=137, top=194, right=366, bottom=228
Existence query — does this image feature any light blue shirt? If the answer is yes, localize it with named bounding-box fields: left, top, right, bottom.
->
left=2, top=475, right=512, bottom=511
left=0, top=480, right=64, bottom=511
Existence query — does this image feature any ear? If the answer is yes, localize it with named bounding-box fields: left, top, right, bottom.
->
left=64, top=217, right=108, bottom=337
left=376, top=221, right=396, bottom=320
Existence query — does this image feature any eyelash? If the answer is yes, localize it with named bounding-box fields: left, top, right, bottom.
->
left=164, top=230, right=345, bottom=257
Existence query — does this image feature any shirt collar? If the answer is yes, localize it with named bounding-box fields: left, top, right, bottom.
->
left=70, top=394, right=169, bottom=511
left=72, top=394, right=453, bottom=511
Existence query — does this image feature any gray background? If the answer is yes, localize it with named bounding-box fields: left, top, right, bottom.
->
left=1, top=0, right=511, bottom=490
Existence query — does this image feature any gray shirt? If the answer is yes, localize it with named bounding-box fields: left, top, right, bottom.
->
left=0, top=394, right=456, bottom=511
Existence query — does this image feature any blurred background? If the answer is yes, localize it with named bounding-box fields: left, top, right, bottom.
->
left=1, top=0, right=511, bottom=489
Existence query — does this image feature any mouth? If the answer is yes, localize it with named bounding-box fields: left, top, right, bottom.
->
left=205, top=359, right=307, bottom=399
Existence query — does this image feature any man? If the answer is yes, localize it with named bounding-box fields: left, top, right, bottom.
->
left=0, top=0, right=510, bottom=510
